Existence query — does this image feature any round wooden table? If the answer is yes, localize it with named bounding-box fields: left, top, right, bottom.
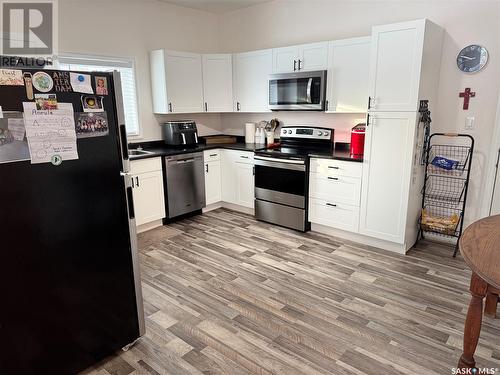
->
left=458, top=215, right=500, bottom=369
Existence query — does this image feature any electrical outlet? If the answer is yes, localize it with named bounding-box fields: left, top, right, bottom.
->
left=465, top=116, right=475, bottom=130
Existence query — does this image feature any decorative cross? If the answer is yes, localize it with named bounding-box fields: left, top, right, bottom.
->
left=459, top=88, right=476, bottom=110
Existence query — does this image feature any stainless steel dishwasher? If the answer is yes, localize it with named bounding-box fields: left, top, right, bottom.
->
left=164, top=152, right=205, bottom=219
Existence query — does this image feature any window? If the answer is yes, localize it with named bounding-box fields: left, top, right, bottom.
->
left=57, top=54, right=140, bottom=137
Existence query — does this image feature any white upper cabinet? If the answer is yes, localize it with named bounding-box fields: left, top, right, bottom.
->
left=233, top=49, right=272, bottom=112
left=326, top=37, right=371, bottom=113
left=202, top=54, right=233, bottom=113
left=368, top=19, right=443, bottom=112
left=272, top=42, right=328, bottom=73
left=272, top=46, right=299, bottom=73
left=359, top=112, right=419, bottom=244
left=300, top=42, right=329, bottom=71
left=150, top=49, right=204, bottom=114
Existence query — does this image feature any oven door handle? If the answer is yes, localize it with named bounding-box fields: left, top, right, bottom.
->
left=254, top=156, right=306, bottom=171
left=254, top=156, right=305, bottom=164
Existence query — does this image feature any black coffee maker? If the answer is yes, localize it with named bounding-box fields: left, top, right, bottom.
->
left=162, top=121, right=199, bottom=146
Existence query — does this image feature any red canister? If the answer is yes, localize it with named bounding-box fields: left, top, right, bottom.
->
left=350, top=123, right=366, bottom=157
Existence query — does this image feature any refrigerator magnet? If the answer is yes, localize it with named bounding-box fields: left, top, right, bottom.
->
left=70, top=72, right=93, bottom=94
left=95, top=76, right=108, bottom=95
left=23, top=72, right=34, bottom=100
left=0, top=69, right=24, bottom=86
left=75, top=112, right=109, bottom=138
left=35, top=94, right=58, bottom=110
left=52, top=71, right=72, bottom=93
left=81, top=95, right=104, bottom=112
left=32, top=71, right=54, bottom=93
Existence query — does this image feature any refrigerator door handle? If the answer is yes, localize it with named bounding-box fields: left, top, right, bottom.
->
left=126, top=186, right=135, bottom=219
left=113, top=71, right=131, bottom=173
left=121, top=171, right=146, bottom=336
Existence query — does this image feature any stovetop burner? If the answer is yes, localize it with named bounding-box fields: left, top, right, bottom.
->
left=255, top=146, right=333, bottom=159
left=255, top=126, right=334, bottom=160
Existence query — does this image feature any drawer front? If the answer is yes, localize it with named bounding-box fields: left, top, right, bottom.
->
left=223, top=149, right=254, bottom=164
left=309, top=198, right=359, bottom=232
left=310, top=158, right=362, bottom=178
left=203, top=149, right=221, bottom=162
left=131, top=157, right=162, bottom=174
left=309, top=173, right=361, bottom=206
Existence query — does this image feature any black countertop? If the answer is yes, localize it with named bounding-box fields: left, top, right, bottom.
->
left=129, top=140, right=363, bottom=163
left=129, top=142, right=264, bottom=160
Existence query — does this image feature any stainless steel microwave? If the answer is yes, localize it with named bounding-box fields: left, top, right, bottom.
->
left=269, top=70, right=327, bottom=111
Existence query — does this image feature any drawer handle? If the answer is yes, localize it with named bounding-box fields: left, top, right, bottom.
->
left=327, top=177, right=339, bottom=180
left=326, top=203, right=337, bottom=207
left=240, top=156, right=249, bottom=159
left=328, top=166, right=339, bottom=169
left=209, top=154, right=218, bottom=157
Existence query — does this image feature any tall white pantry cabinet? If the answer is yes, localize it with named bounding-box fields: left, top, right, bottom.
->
left=359, top=19, right=443, bottom=252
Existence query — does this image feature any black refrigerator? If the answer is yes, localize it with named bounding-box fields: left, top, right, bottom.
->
left=0, top=68, right=145, bottom=374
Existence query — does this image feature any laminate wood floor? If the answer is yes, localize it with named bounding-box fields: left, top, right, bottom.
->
left=81, top=208, right=500, bottom=375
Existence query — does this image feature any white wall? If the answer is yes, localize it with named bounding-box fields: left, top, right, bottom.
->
left=217, top=0, right=500, bottom=223
left=59, top=0, right=222, bottom=141
left=59, top=0, right=500, bottom=223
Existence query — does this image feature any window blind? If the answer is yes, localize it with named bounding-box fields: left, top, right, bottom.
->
left=57, top=54, right=140, bottom=137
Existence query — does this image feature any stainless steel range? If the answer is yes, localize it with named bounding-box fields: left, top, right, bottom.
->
left=254, top=126, right=334, bottom=231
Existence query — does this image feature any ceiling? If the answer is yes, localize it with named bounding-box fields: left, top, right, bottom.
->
left=158, top=0, right=273, bottom=14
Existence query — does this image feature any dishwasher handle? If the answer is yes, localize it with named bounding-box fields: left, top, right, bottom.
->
left=173, top=158, right=195, bottom=164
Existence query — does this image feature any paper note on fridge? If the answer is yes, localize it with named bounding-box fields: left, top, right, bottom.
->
left=7, top=118, right=25, bottom=141
left=69, top=73, right=94, bottom=94
left=0, top=69, right=24, bottom=85
left=22, top=102, right=78, bottom=164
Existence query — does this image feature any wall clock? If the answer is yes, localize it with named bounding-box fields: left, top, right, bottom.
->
left=456, top=45, right=488, bottom=73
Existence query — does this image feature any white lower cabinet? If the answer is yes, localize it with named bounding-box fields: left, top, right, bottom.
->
left=309, top=158, right=362, bottom=233
left=221, top=150, right=254, bottom=208
left=359, top=112, right=419, bottom=244
left=130, top=158, right=166, bottom=226
left=309, top=198, right=360, bottom=232
left=203, top=150, right=222, bottom=205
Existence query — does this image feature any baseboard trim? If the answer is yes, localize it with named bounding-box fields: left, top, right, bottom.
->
left=221, top=202, right=255, bottom=215
left=137, top=219, right=163, bottom=233
left=311, top=223, right=408, bottom=255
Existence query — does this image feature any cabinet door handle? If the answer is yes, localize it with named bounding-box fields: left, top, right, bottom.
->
left=328, top=166, right=339, bottom=169
left=298, top=59, right=302, bottom=70
left=205, top=102, right=208, bottom=112
left=366, top=113, right=370, bottom=127
left=293, top=60, right=297, bottom=71
left=206, top=164, right=209, bottom=173
left=135, top=176, right=140, bottom=187
left=168, top=102, right=172, bottom=112
left=237, top=102, right=241, bottom=111
left=327, top=177, right=339, bottom=180
left=325, top=100, right=329, bottom=111
left=253, top=166, right=255, bottom=176
left=326, top=203, right=337, bottom=207
left=367, top=96, right=371, bottom=110
left=131, top=176, right=135, bottom=188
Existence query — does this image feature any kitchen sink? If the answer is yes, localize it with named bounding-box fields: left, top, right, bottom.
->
left=128, top=149, right=154, bottom=156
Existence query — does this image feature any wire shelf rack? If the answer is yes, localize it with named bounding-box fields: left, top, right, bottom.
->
left=419, top=133, right=474, bottom=257
left=423, top=175, right=466, bottom=204
left=427, top=144, right=471, bottom=178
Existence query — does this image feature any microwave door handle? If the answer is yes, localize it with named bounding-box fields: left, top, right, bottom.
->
left=306, top=78, right=313, bottom=103
left=181, top=133, right=186, bottom=145
left=194, top=132, right=198, bottom=144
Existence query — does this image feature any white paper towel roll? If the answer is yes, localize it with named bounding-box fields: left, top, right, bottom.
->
left=245, top=122, right=256, bottom=143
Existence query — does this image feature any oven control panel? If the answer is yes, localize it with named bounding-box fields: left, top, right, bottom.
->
left=281, top=126, right=333, bottom=140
